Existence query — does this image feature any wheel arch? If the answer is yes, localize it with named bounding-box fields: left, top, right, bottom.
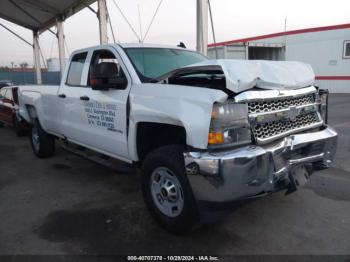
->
left=26, top=104, right=38, bottom=120
left=133, top=121, right=187, bottom=163
left=24, top=105, right=48, bottom=132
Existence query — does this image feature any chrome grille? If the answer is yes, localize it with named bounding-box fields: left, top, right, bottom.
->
left=248, top=94, right=315, bottom=114
left=234, top=87, right=324, bottom=144
left=252, top=112, right=320, bottom=141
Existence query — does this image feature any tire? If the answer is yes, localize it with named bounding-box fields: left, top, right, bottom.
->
left=0, top=122, right=4, bottom=128
left=30, top=119, right=55, bottom=158
left=141, top=145, right=198, bottom=234
left=14, top=116, right=27, bottom=137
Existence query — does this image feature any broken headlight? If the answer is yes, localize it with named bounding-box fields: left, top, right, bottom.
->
left=318, top=89, right=329, bottom=124
left=208, top=101, right=251, bottom=148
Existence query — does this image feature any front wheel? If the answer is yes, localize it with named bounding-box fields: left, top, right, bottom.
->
left=30, top=119, right=55, bottom=158
left=141, top=145, right=198, bottom=234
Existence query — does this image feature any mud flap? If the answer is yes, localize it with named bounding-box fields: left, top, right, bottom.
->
left=286, top=165, right=310, bottom=195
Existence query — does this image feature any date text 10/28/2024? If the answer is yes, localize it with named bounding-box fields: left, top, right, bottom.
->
left=127, top=256, right=220, bottom=261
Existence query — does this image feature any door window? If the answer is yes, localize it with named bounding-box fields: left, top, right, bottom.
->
left=88, top=49, right=127, bottom=89
left=0, top=89, right=6, bottom=98
left=4, top=89, right=12, bottom=100
left=66, top=52, right=88, bottom=86
left=344, top=41, right=350, bottom=59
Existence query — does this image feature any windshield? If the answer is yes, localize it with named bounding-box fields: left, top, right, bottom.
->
left=124, top=48, right=208, bottom=82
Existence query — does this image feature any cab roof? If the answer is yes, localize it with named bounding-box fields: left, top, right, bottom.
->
left=71, top=43, right=197, bottom=57
left=118, top=43, right=189, bottom=50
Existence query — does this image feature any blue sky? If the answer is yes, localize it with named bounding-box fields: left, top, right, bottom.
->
left=0, top=0, right=349, bottom=66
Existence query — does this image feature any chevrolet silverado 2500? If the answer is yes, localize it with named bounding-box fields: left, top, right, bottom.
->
left=18, top=43, right=338, bottom=233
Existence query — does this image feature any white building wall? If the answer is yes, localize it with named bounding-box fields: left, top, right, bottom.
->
left=284, top=29, right=350, bottom=76
left=208, top=27, right=350, bottom=93
left=285, top=29, right=350, bottom=93
left=208, top=45, right=247, bottom=59
left=226, top=45, right=246, bottom=59
left=315, top=80, right=350, bottom=93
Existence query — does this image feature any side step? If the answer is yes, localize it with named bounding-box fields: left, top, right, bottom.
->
left=60, top=141, right=136, bottom=174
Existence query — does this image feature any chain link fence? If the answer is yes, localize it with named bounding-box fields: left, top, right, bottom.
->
left=0, top=72, right=60, bottom=85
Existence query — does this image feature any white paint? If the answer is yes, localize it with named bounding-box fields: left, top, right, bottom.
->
left=188, top=59, right=315, bottom=93
left=19, top=44, right=227, bottom=162
left=128, top=83, right=227, bottom=160
left=18, top=43, right=317, bottom=164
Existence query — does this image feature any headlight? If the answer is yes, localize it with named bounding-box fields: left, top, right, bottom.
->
left=318, top=89, right=329, bottom=124
left=208, top=101, right=251, bottom=148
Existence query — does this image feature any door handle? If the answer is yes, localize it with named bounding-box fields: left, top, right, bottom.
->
left=58, top=93, right=66, bottom=98
left=80, top=96, right=90, bottom=101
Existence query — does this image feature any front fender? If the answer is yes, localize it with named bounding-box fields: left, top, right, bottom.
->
left=128, top=83, right=228, bottom=161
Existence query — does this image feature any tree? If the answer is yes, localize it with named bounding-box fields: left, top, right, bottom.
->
left=19, top=62, right=29, bottom=69
left=0, top=66, right=10, bottom=72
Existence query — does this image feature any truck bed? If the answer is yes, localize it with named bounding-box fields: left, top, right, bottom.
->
left=18, top=85, right=61, bottom=134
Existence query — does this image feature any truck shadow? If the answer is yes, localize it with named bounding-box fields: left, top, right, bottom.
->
left=305, top=168, right=350, bottom=202
left=36, top=203, right=242, bottom=255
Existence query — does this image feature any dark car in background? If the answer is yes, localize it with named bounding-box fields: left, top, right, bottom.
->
left=0, top=80, right=14, bottom=89
left=0, top=86, right=28, bottom=136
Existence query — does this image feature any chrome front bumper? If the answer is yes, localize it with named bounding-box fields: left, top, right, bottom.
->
left=184, top=126, right=338, bottom=202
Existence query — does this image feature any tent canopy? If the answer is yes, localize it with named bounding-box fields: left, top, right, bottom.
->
left=0, top=0, right=96, bottom=33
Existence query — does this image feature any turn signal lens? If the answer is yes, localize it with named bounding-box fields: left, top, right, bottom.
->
left=208, top=101, right=251, bottom=148
left=208, top=132, right=224, bottom=144
left=90, top=78, right=98, bottom=86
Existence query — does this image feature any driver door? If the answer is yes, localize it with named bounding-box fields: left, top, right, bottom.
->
left=59, top=47, right=131, bottom=160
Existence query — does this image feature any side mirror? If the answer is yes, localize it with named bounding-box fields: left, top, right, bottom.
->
left=90, top=62, right=127, bottom=91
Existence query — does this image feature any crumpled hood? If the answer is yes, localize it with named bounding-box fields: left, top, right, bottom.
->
left=184, top=59, right=315, bottom=93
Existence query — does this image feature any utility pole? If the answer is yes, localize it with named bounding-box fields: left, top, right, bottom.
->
left=98, top=0, right=108, bottom=44
left=196, top=0, right=209, bottom=55
left=57, top=17, right=66, bottom=77
left=33, top=31, right=42, bottom=84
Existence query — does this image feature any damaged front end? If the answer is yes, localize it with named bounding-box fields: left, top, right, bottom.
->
left=154, top=59, right=337, bottom=204
left=184, top=125, right=337, bottom=203
left=183, top=85, right=337, bottom=203
left=157, top=59, right=316, bottom=95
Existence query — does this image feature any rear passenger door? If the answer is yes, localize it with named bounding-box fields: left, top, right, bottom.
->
left=59, top=47, right=131, bottom=160
left=57, top=51, right=89, bottom=143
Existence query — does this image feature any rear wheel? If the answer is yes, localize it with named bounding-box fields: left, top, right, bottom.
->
left=30, top=119, right=55, bottom=158
left=0, top=122, right=4, bottom=128
left=14, top=116, right=27, bottom=137
left=141, top=145, right=198, bottom=234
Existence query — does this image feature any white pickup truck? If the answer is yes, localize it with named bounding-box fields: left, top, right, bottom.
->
left=19, top=43, right=337, bottom=233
